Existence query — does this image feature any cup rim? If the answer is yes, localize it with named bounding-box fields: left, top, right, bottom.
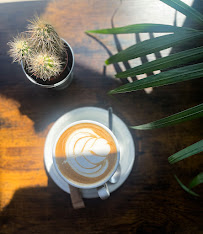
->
left=52, top=120, right=120, bottom=189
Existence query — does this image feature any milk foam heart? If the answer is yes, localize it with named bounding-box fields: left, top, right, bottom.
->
left=65, top=128, right=111, bottom=177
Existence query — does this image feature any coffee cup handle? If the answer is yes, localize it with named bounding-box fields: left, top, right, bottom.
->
left=97, top=183, right=110, bottom=200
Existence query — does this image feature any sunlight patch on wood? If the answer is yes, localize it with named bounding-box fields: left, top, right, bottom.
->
left=0, top=95, right=50, bottom=210
left=136, top=74, right=153, bottom=94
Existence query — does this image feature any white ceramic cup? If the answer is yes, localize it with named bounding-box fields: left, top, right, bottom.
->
left=52, top=120, right=120, bottom=200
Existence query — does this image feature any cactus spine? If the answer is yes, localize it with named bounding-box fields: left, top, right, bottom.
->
left=8, top=16, right=66, bottom=81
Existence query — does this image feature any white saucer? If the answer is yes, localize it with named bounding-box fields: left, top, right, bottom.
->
left=44, top=107, right=135, bottom=198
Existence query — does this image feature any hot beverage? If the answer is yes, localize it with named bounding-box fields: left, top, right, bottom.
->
left=54, top=122, right=118, bottom=187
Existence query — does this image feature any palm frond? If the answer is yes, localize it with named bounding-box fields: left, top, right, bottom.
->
left=109, top=63, right=203, bottom=94
left=168, top=140, right=203, bottom=164
left=105, top=31, right=203, bottom=65
left=174, top=175, right=200, bottom=196
left=132, top=104, right=203, bottom=130
left=161, top=0, right=203, bottom=24
left=189, top=172, right=203, bottom=189
left=116, top=46, right=203, bottom=78
left=86, top=23, right=196, bottom=34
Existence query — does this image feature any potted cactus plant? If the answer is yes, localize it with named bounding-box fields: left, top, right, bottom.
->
left=8, top=16, right=74, bottom=89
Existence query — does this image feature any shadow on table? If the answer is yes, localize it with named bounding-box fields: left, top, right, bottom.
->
left=0, top=1, right=202, bottom=233
left=1, top=0, right=202, bottom=135
left=1, top=55, right=202, bottom=135
left=0, top=166, right=139, bottom=233
left=0, top=169, right=202, bottom=233
left=0, top=0, right=143, bottom=132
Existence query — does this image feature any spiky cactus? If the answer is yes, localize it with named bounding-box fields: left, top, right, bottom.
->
left=27, top=16, right=64, bottom=55
left=28, top=53, right=63, bottom=81
left=8, top=16, right=67, bottom=81
left=8, top=33, right=31, bottom=64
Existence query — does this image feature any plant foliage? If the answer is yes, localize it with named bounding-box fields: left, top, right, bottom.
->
left=8, top=16, right=65, bottom=81
left=88, top=0, right=203, bottom=196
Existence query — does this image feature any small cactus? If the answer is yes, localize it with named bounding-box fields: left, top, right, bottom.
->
left=8, top=33, right=31, bottom=64
left=27, top=16, right=64, bottom=55
left=8, top=16, right=67, bottom=81
left=28, top=53, right=63, bottom=81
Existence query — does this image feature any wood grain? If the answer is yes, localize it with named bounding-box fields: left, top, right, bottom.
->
left=0, top=0, right=202, bottom=233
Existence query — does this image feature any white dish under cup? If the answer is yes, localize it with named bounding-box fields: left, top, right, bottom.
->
left=44, top=107, right=135, bottom=199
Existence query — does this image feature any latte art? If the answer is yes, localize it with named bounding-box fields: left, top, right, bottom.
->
left=54, top=123, right=118, bottom=186
left=66, top=128, right=110, bottom=177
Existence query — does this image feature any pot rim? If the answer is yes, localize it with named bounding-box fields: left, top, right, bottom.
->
left=21, top=38, right=74, bottom=88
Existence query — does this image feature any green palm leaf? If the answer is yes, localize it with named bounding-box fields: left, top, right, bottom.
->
left=116, top=46, right=203, bottom=78
left=161, top=0, right=203, bottom=24
left=86, top=23, right=195, bottom=34
left=105, top=31, right=203, bottom=65
left=168, top=140, right=203, bottom=164
left=189, top=172, right=203, bottom=189
left=174, top=175, right=200, bottom=197
left=132, top=104, right=203, bottom=130
left=86, top=0, right=203, bottom=198
left=109, top=62, right=203, bottom=94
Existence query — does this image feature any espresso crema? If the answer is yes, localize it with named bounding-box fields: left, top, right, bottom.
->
left=54, top=123, right=118, bottom=186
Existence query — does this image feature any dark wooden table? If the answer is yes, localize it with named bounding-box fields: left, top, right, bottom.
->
left=0, top=0, right=202, bottom=233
